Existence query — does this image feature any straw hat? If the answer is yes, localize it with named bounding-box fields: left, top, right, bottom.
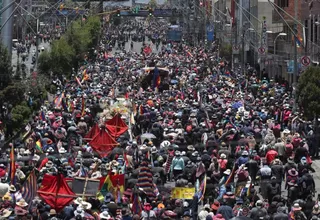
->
left=49, top=209, right=57, bottom=216
left=223, top=169, right=231, bottom=175
left=16, top=199, right=28, bottom=207
left=0, top=209, right=12, bottom=218
left=2, top=192, right=12, bottom=201
left=79, top=201, right=92, bottom=210
left=292, top=203, right=302, bottom=211
left=9, top=185, right=16, bottom=193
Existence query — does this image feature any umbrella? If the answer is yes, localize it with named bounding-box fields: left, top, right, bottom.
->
left=141, top=133, right=157, bottom=143
left=231, top=217, right=252, bottom=220
left=232, top=101, right=243, bottom=109
left=170, top=79, right=178, bottom=84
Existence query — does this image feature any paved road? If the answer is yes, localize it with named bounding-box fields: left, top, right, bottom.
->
left=11, top=42, right=50, bottom=74
left=112, top=39, right=162, bottom=54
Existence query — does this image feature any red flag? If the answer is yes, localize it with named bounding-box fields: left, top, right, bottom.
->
left=81, top=96, right=85, bottom=116
left=89, top=129, right=119, bottom=157
left=38, top=157, right=49, bottom=171
left=143, top=46, right=152, bottom=55
left=9, top=144, right=15, bottom=184
left=84, top=123, right=100, bottom=141
left=38, top=174, right=76, bottom=211
left=105, top=114, right=128, bottom=138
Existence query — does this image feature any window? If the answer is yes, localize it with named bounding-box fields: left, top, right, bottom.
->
left=277, top=0, right=289, bottom=8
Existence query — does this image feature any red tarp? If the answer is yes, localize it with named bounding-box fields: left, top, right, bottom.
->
left=38, top=174, right=76, bottom=211
left=84, top=123, right=100, bottom=140
left=89, top=129, right=119, bottom=157
left=105, top=114, right=128, bottom=138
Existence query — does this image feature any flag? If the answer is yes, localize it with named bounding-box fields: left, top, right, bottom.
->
left=139, top=105, right=144, bottom=116
left=143, top=46, right=152, bottom=55
left=81, top=96, right=85, bottom=116
left=247, top=181, right=252, bottom=197
left=40, top=111, right=46, bottom=121
left=68, top=101, right=74, bottom=113
left=130, top=112, right=135, bottom=125
left=53, top=93, right=64, bottom=108
left=9, top=144, right=16, bottom=185
left=132, top=102, right=137, bottom=116
left=61, top=99, right=68, bottom=112
left=75, top=76, right=82, bottom=87
left=131, top=192, right=143, bottom=215
left=21, top=170, right=37, bottom=205
left=224, top=165, right=236, bottom=186
left=97, top=174, right=113, bottom=200
left=196, top=174, right=207, bottom=202
left=82, top=70, right=89, bottom=82
left=35, top=140, right=43, bottom=153
left=186, top=51, right=193, bottom=57
left=152, top=67, right=160, bottom=90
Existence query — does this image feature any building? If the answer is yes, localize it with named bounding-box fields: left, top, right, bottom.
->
left=270, top=0, right=320, bottom=83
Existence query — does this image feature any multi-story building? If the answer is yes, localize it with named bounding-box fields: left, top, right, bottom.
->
left=270, top=0, right=320, bottom=83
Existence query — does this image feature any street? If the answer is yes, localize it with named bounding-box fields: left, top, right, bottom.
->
left=11, top=42, right=50, bottom=74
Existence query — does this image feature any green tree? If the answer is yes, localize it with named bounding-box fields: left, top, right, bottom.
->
left=14, top=60, right=22, bottom=81
left=50, top=37, right=75, bottom=76
left=296, top=66, right=320, bottom=119
left=219, top=44, right=232, bottom=61
left=38, top=50, right=52, bottom=75
left=0, top=43, right=12, bottom=89
left=149, top=0, right=157, bottom=8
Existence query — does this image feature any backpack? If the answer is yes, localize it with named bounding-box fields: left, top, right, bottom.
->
left=285, top=144, right=293, bottom=157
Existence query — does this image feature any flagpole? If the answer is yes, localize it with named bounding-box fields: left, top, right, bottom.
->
left=128, top=99, right=133, bottom=142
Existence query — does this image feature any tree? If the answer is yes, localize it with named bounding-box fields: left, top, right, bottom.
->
left=38, top=50, right=52, bottom=75
left=50, top=37, right=75, bottom=76
left=296, top=66, right=320, bottom=119
left=149, top=0, right=157, bottom=8
left=0, top=43, right=12, bottom=90
left=219, top=44, right=232, bottom=61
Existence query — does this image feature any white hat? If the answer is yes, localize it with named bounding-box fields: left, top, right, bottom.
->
left=100, top=211, right=112, bottom=219
left=74, top=207, right=85, bottom=217
left=33, top=155, right=40, bottom=161
left=59, top=148, right=67, bottom=154
left=220, top=153, right=226, bottom=159
left=223, top=169, right=231, bottom=175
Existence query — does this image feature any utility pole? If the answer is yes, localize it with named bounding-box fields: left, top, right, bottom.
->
left=293, top=0, right=298, bottom=84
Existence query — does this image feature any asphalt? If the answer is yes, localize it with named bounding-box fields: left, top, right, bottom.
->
left=11, top=42, right=50, bottom=74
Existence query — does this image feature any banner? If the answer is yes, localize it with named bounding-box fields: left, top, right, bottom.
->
left=72, top=177, right=100, bottom=197
left=171, top=187, right=195, bottom=199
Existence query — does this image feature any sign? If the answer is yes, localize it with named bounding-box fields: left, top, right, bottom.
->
left=171, top=187, right=195, bottom=199
left=167, top=30, right=182, bottom=42
left=72, top=177, right=101, bottom=197
left=261, top=17, right=267, bottom=47
left=301, top=55, right=311, bottom=66
left=258, top=47, right=265, bottom=55
left=207, top=25, right=214, bottom=42
left=287, top=60, right=294, bottom=73
left=233, top=45, right=240, bottom=54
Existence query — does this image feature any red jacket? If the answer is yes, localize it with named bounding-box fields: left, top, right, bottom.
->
left=266, top=150, right=278, bottom=164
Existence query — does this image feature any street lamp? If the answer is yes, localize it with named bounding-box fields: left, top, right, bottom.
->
left=274, top=33, right=287, bottom=55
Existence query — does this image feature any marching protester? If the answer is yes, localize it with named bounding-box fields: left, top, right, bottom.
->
left=0, top=18, right=318, bottom=220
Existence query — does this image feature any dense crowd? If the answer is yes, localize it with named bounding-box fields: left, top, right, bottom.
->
left=0, top=18, right=318, bottom=220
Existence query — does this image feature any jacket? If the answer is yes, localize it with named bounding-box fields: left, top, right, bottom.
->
left=171, top=156, right=185, bottom=171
